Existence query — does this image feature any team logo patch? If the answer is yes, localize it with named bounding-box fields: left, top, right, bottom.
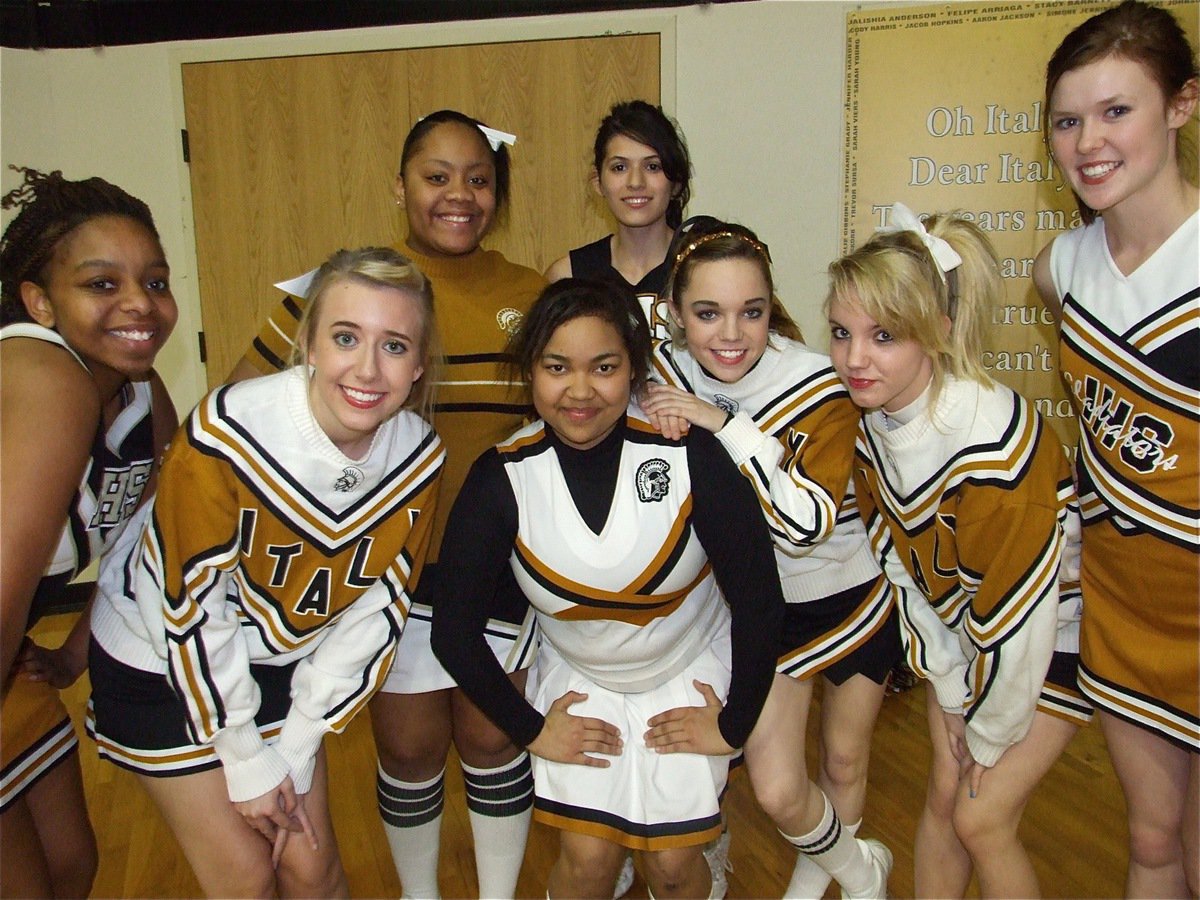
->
left=713, top=394, right=738, bottom=416
left=497, top=308, right=524, bottom=335
left=639, top=292, right=672, bottom=341
left=636, top=459, right=671, bottom=502
left=334, top=466, right=364, bottom=492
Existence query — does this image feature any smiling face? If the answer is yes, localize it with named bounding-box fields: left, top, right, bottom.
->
left=531, top=314, right=632, bottom=451
left=593, top=133, right=678, bottom=230
left=1049, top=54, right=1196, bottom=217
left=671, top=257, right=771, bottom=384
left=827, top=294, right=934, bottom=413
left=22, top=215, right=176, bottom=392
left=306, top=278, right=426, bottom=458
left=395, top=121, right=498, bottom=259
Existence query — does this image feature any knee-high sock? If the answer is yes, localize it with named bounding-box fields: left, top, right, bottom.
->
left=377, top=764, right=444, bottom=899
left=784, top=817, right=859, bottom=899
left=779, top=792, right=871, bottom=897
left=461, top=753, right=534, bottom=899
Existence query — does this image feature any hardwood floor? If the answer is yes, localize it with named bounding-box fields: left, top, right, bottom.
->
left=31, top=612, right=1128, bottom=898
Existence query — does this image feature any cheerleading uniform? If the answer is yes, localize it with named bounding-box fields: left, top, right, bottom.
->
left=569, top=234, right=672, bottom=341
left=1050, top=213, right=1199, bottom=750
left=432, top=411, right=784, bottom=849
left=88, top=368, right=443, bottom=799
left=652, top=337, right=900, bottom=683
left=853, top=377, right=1089, bottom=767
left=0, top=323, right=154, bottom=811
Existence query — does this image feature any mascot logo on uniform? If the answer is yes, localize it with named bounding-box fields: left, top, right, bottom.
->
left=713, top=394, right=738, bottom=416
left=334, top=466, right=364, bottom=492
left=497, top=308, right=524, bottom=336
left=636, top=459, right=671, bottom=503
left=639, top=292, right=672, bottom=341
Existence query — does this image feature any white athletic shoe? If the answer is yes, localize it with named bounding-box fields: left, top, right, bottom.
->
left=703, top=828, right=732, bottom=899
left=841, top=838, right=892, bottom=900
left=613, top=854, right=635, bottom=899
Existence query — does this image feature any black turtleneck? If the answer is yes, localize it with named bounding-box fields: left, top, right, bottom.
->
left=431, top=415, right=785, bottom=751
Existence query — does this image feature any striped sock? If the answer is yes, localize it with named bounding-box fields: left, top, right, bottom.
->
left=377, top=764, right=444, bottom=899
left=784, top=817, right=858, bottom=899
left=462, top=753, right=534, bottom=899
left=780, top=792, right=872, bottom=898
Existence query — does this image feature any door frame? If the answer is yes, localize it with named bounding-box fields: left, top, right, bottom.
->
left=160, top=11, right=677, bottom=410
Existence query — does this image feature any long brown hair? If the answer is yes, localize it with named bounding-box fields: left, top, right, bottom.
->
left=1043, top=1, right=1199, bottom=223
left=664, top=215, right=803, bottom=345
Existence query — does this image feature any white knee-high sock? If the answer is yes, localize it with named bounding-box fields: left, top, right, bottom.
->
left=377, top=764, right=444, bottom=899
left=784, top=817, right=859, bottom=899
left=780, top=792, right=872, bottom=898
left=462, top=753, right=534, bottom=899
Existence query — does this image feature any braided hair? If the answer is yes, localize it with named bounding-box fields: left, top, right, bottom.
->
left=0, top=166, right=160, bottom=325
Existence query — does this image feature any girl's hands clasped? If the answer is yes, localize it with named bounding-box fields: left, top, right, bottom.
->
left=641, top=383, right=729, bottom=439
left=13, top=636, right=87, bottom=689
left=234, top=776, right=319, bottom=867
left=528, top=690, right=624, bottom=767
left=941, top=708, right=987, bottom=799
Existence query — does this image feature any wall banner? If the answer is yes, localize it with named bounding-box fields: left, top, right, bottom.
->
left=842, top=0, right=1199, bottom=446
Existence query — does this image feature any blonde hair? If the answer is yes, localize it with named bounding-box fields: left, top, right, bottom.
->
left=292, top=246, right=440, bottom=421
left=825, top=213, right=1001, bottom=404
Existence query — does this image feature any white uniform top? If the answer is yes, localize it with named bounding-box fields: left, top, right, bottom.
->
left=0, top=323, right=154, bottom=596
left=95, top=368, right=443, bottom=801
left=502, top=413, right=728, bottom=693
left=854, top=377, right=1080, bottom=765
left=652, top=337, right=881, bottom=602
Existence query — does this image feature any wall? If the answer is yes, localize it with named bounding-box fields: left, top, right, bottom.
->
left=1, top=2, right=852, bottom=414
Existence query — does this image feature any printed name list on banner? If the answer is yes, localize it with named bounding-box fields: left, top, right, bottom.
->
left=842, top=0, right=1199, bottom=448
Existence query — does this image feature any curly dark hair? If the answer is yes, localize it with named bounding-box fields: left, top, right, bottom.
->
left=0, top=166, right=160, bottom=324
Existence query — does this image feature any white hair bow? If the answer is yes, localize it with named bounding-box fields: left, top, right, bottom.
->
left=878, top=202, right=962, bottom=281
left=415, top=115, right=516, bottom=151
left=275, top=268, right=318, bottom=299
left=477, top=124, right=517, bottom=151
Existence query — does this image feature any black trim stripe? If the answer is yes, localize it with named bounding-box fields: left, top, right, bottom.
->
left=434, top=402, right=533, bottom=416
left=250, top=337, right=286, bottom=372
left=534, top=796, right=721, bottom=840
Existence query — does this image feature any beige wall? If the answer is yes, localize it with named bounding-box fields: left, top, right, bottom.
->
left=1, top=1, right=852, bottom=415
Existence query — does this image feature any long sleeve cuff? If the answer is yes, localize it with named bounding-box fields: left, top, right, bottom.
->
left=966, top=725, right=1014, bottom=769
left=717, top=709, right=748, bottom=752
left=275, top=707, right=328, bottom=796
left=928, top=665, right=969, bottom=713
left=715, top=411, right=768, bottom=465
left=212, top=722, right=291, bottom=802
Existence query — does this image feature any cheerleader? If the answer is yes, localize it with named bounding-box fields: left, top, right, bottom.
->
left=640, top=216, right=898, bottom=899
left=1033, top=2, right=1199, bottom=893
left=0, top=167, right=178, bottom=897
left=829, top=205, right=1089, bottom=898
left=88, top=247, right=444, bottom=897
left=432, top=278, right=784, bottom=899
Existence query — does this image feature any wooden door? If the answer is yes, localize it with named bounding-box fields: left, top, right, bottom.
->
left=181, top=35, right=660, bottom=386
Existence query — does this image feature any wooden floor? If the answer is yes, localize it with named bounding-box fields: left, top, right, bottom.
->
left=33, top=612, right=1128, bottom=899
